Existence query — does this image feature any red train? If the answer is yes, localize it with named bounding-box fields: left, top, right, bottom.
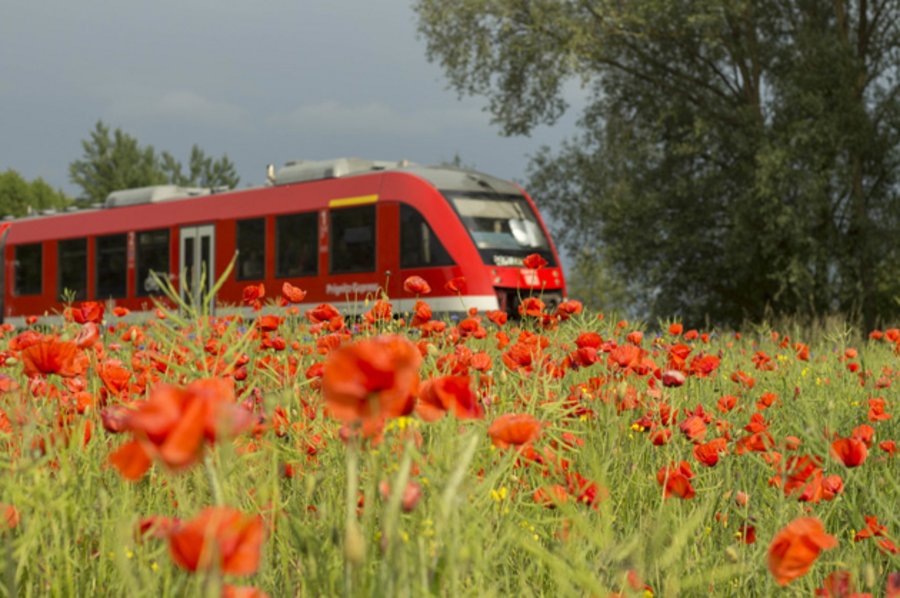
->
left=1, top=158, right=566, bottom=325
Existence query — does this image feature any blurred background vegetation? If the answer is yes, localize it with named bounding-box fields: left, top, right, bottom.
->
left=415, top=0, right=900, bottom=329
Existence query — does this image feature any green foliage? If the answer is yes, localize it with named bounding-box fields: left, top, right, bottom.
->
left=160, top=145, right=241, bottom=190
left=0, top=169, right=72, bottom=218
left=414, top=0, right=900, bottom=327
left=69, top=121, right=240, bottom=203
left=69, top=121, right=167, bottom=203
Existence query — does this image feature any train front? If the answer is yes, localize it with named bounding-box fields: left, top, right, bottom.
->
left=443, top=189, right=566, bottom=316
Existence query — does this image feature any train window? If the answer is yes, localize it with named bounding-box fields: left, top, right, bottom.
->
left=400, top=204, right=454, bottom=268
left=237, top=218, right=265, bottom=280
left=276, top=212, right=317, bottom=278
left=58, top=238, right=87, bottom=300
left=330, top=206, right=375, bottom=273
left=14, top=243, right=42, bottom=296
left=96, top=234, right=128, bottom=298
left=449, top=195, right=551, bottom=251
left=137, top=229, right=170, bottom=295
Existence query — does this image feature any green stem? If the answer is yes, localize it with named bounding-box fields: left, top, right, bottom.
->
left=204, top=452, right=224, bottom=506
left=343, top=433, right=363, bottom=595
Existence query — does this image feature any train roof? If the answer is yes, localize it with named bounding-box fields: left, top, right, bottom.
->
left=403, top=165, right=520, bottom=196
left=271, top=157, right=520, bottom=195
left=2, top=159, right=524, bottom=244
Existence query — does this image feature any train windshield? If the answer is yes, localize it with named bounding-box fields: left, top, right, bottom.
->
left=449, top=194, right=551, bottom=253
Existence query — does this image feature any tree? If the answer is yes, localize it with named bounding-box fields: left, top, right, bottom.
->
left=438, top=152, right=478, bottom=171
left=69, top=122, right=167, bottom=203
left=69, top=121, right=240, bottom=203
left=160, top=145, right=240, bottom=189
left=415, top=1, right=900, bottom=327
left=0, top=169, right=72, bottom=218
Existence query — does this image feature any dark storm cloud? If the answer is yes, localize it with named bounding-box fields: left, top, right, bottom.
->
left=0, top=1, right=579, bottom=196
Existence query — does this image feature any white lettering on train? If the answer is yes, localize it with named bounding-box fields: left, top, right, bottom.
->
left=325, top=282, right=380, bottom=296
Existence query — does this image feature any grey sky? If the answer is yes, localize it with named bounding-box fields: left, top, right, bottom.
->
left=1, top=1, right=581, bottom=197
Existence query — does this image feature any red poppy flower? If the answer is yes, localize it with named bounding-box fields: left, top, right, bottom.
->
left=71, top=301, right=105, bottom=324
left=679, top=415, right=707, bottom=442
left=854, top=515, right=888, bottom=541
left=321, top=335, right=421, bottom=423
left=566, top=346, right=598, bottom=369
left=731, top=370, right=756, bottom=389
left=1, top=504, right=19, bottom=530
left=21, top=337, right=88, bottom=378
left=693, top=437, right=728, bottom=467
left=416, top=375, right=483, bottom=422
left=888, top=572, right=900, bottom=598
left=364, top=299, right=393, bottom=323
left=74, top=322, right=101, bottom=349
left=608, top=344, right=643, bottom=371
left=831, top=437, right=868, bottom=467
left=137, top=516, right=181, bottom=540
left=626, top=330, right=644, bottom=345
left=97, top=359, right=132, bottom=396
left=109, top=378, right=254, bottom=480
left=522, top=253, right=548, bottom=270
left=669, top=323, right=683, bottom=336
left=242, top=283, right=265, bottom=305
left=555, top=300, right=583, bottom=320
left=868, top=397, right=892, bottom=422
left=488, top=413, right=542, bottom=448
left=305, top=303, right=342, bottom=324
left=649, top=428, right=672, bottom=445
left=281, top=282, right=306, bottom=303
left=256, top=314, right=282, bottom=332
left=533, top=484, right=569, bottom=508
left=806, top=473, right=842, bottom=505
left=518, top=297, right=545, bottom=318
left=717, top=395, right=738, bottom=413
left=486, top=310, right=508, bottom=327
left=410, top=300, right=433, bottom=328
left=756, top=392, right=778, bottom=410
left=656, top=461, right=695, bottom=499
left=767, top=517, right=837, bottom=586
left=168, top=507, right=264, bottom=575
left=222, top=585, right=270, bottom=598
left=403, top=275, right=431, bottom=295
left=444, top=277, right=465, bottom=294
left=816, top=570, right=853, bottom=597
left=661, top=370, right=686, bottom=387
left=689, top=354, right=720, bottom=377
left=469, top=352, right=491, bottom=372
left=379, top=480, right=423, bottom=513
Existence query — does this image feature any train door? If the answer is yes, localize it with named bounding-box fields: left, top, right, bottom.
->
left=179, top=225, right=215, bottom=310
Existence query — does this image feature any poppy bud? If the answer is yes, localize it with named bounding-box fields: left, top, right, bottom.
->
left=344, top=520, right=366, bottom=566
left=863, top=563, right=876, bottom=589
left=662, top=370, right=686, bottom=387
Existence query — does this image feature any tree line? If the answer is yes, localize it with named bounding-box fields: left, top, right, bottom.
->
left=415, top=0, right=900, bottom=328
left=0, top=121, right=239, bottom=216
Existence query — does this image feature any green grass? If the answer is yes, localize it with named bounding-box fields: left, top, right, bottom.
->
left=0, top=306, right=898, bottom=597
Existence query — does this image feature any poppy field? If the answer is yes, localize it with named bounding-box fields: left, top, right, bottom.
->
left=1, top=273, right=899, bottom=597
